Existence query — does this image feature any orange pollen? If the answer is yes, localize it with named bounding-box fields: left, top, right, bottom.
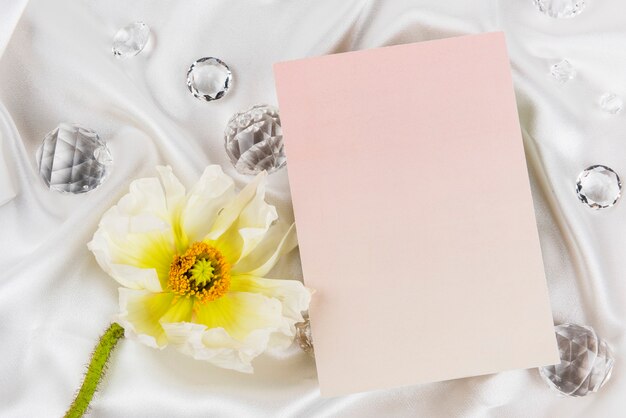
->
left=168, top=242, right=231, bottom=304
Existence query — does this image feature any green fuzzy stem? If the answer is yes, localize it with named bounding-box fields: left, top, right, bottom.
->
left=64, top=323, right=125, bottom=418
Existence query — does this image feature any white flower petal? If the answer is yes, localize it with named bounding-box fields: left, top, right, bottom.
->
left=162, top=323, right=269, bottom=373
left=88, top=167, right=186, bottom=291
left=230, top=275, right=311, bottom=349
left=207, top=171, right=278, bottom=264
left=89, top=229, right=160, bottom=292
left=118, top=288, right=194, bottom=350
left=89, top=212, right=174, bottom=292
left=156, top=166, right=186, bottom=214
left=196, top=292, right=285, bottom=340
left=205, top=172, right=267, bottom=240
left=156, top=166, right=187, bottom=249
left=181, top=165, right=235, bottom=243
left=231, top=222, right=298, bottom=277
left=230, top=275, right=311, bottom=321
left=118, top=288, right=175, bottom=348
left=229, top=185, right=278, bottom=261
left=162, top=291, right=296, bottom=372
left=118, top=177, right=167, bottom=218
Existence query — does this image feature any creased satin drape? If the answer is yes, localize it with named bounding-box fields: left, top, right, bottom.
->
left=1, top=0, right=625, bottom=416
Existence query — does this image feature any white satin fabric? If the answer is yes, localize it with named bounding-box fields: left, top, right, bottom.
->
left=0, top=0, right=26, bottom=205
left=1, top=0, right=625, bottom=416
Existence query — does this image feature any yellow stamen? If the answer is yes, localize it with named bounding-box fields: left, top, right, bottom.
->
left=168, top=242, right=231, bottom=303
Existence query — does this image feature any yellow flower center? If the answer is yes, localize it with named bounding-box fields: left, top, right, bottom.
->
left=168, top=242, right=231, bottom=303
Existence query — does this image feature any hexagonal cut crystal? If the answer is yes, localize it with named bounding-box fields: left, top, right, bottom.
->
left=576, top=165, right=621, bottom=209
left=187, top=57, right=232, bottom=102
left=112, top=21, right=150, bottom=58
left=599, top=93, right=623, bottom=115
left=533, top=0, right=586, bottom=18
left=36, top=123, right=112, bottom=193
left=224, top=104, right=286, bottom=175
left=539, top=323, right=614, bottom=397
left=550, top=60, right=575, bottom=83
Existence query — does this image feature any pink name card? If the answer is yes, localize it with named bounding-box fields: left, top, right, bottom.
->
left=274, top=32, right=558, bottom=397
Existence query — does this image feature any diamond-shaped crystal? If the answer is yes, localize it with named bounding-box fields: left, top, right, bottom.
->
left=599, top=93, right=623, bottom=115
left=36, top=123, right=112, bottom=194
left=295, top=315, right=314, bottom=357
left=576, top=165, right=621, bottom=209
left=533, top=0, right=586, bottom=18
left=112, top=22, right=150, bottom=58
left=187, top=57, right=232, bottom=101
left=539, top=323, right=614, bottom=397
left=224, top=104, right=286, bottom=175
left=551, top=60, right=575, bottom=83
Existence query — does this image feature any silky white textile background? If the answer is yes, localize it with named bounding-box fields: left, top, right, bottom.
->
left=0, top=0, right=26, bottom=205
left=0, top=0, right=625, bottom=416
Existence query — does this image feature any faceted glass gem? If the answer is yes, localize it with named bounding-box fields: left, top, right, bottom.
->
left=539, top=323, right=614, bottom=397
left=112, top=21, right=150, bottom=58
left=533, top=0, right=586, bottom=18
left=576, top=165, right=621, bottom=209
left=295, top=316, right=314, bottom=357
left=550, top=60, right=575, bottom=83
left=224, top=104, right=286, bottom=175
left=599, top=93, right=623, bottom=115
left=36, top=123, right=112, bottom=194
left=186, top=57, right=232, bottom=101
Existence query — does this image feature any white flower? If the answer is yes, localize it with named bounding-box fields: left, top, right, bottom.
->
left=88, top=166, right=311, bottom=372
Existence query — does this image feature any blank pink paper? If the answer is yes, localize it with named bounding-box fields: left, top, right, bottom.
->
left=274, top=32, right=558, bottom=397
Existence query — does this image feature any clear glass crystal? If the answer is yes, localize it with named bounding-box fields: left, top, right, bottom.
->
left=186, top=57, right=232, bottom=101
left=551, top=60, right=575, bottom=83
left=599, top=93, right=623, bottom=114
left=533, top=0, right=586, bottom=18
left=36, top=123, right=112, bottom=193
left=112, top=21, right=150, bottom=58
left=576, top=165, right=621, bottom=209
left=295, top=315, right=314, bottom=357
left=539, top=323, right=614, bottom=397
left=224, top=104, right=286, bottom=175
